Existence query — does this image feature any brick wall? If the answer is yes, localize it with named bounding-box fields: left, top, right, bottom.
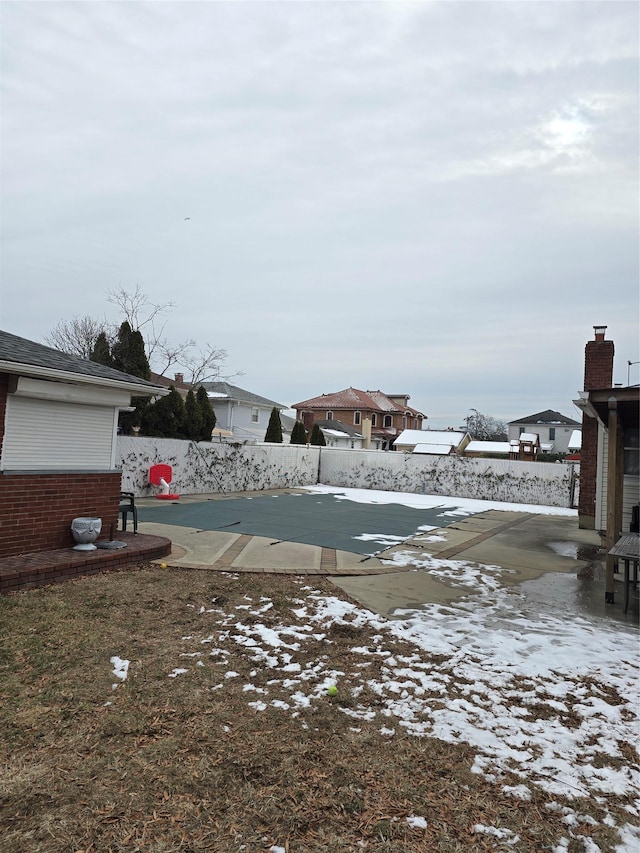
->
left=578, top=330, right=614, bottom=527
left=0, top=472, right=122, bottom=558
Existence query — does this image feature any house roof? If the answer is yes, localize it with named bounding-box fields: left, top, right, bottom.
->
left=413, top=443, right=455, bottom=455
left=315, top=419, right=364, bottom=438
left=202, top=381, right=284, bottom=409
left=292, top=387, right=425, bottom=417
left=149, top=371, right=192, bottom=391
left=568, top=430, right=582, bottom=451
left=396, top=429, right=466, bottom=447
left=465, top=440, right=511, bottom=455
left=509, top=409, right=580, bottom=426
left=367, top=390, right=424, bottom=416
left=0, top=329, right=166, bottom=395
left=292, top=387, right=383, bottom=411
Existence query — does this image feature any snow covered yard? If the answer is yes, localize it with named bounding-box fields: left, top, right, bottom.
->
left=165, top=573, right=639, bottom=852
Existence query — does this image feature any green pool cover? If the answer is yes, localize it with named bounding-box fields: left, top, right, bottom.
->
left=137, top=492, right=470, bottom=556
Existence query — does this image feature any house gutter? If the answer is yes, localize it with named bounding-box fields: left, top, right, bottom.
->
left=0, top=360, right=169, bottom=397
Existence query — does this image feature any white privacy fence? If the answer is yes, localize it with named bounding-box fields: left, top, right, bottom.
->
left=116, top=439, right=575, bottom=508
left=319, top=449, right=575, bottom=507
left=117, top=437, right=320, bottom=496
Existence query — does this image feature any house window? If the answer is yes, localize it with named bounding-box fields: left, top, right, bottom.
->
left=624, top=428, right=639, bottom=475
left=371, top=414, right=377, bottom=426
left=383, top=415, right=392, bottom=428
left=402, top=416, right=407, bottom=429
left=519, top=427, right=525, bottom=435
left=251, top=407, right=259, bottom=423
left=354, top=411, right=361, bottom=426
left=326, top=411, right=333, bottom=420
left=548, top=428, right=556, bottom=440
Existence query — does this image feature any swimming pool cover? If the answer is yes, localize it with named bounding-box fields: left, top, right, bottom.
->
left=137, top=492, right=466, bottom=556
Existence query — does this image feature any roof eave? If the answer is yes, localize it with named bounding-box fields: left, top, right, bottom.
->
left=0, top=360, right=169, bottom=397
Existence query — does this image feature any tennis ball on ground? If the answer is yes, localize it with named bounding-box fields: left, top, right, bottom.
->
left=328, top=685, right=338, bottom=696
left=160, top=562, right=168, bottom=570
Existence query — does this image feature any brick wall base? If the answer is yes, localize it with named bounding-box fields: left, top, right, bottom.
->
left=0, top=471, right=122, bottom=558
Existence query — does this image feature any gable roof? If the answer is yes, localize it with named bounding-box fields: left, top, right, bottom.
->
left=202, top=381, right=284, bottom=409
left=509, top=409, right=580, bottom=426
left=0, top=329, right=166, bottom=395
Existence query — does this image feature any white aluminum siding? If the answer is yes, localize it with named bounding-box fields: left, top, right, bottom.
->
left=2, top=396, right=115, bottom=470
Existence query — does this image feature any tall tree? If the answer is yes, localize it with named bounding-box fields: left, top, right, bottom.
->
left=141, top=386, right=186, bottom=438
left=90, top=331, right=114, bottom=367
left=264, top=408, right=283, bottom=443
left=111, top=322, right=151, bottom=380
left=310, top=423, right=326, bottom=446
left=465, top=409, right=507, bottom=441
left=290, top=420, right=307, bottom=445
left=196, top=385, right=217, bottom=441
left=183, top=389, right=204, bottom=441
left=110, top=322, right=152, bottom=435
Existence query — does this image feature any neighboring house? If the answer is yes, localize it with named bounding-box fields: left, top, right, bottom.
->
left=313, top=419, right=372, bottom=450
left=292, top=388, right=426, bottom=450
left=508, top=410, right=580, bottom=454
left=0, top=329, right=166, bottom=558
left=395, top=429, right=469, bottom=456
left=202, top=381, right=286, bottom=443
left=149, top=371, right=192, bottom=398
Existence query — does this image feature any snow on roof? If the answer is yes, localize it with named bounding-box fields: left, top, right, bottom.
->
left=322, top=428, right=356, bottom=439
left=465, top=441, right=511, bottom=454
left=412, top=443, right=454, bottom=455
left=397, top=429, right=465, bottom=447
left=568, top=430, right=582, bottom=451
left=519, top=433, right=540, bottom=442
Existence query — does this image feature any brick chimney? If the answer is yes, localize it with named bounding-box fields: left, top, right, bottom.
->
left=579, top=326, right=614, bottom=528
left=174, top=373, right=184, bottom=385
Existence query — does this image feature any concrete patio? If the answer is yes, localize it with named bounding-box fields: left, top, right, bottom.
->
left=2, top=489, right=636, bottom=628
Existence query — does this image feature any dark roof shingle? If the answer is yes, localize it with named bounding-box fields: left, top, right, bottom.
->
left=0, top=329, right=163, bottom=389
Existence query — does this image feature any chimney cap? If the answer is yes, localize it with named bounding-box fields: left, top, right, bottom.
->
left=593, top=325, right=607, bottom=340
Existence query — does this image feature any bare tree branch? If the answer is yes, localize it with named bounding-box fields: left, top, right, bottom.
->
left=46, top=287, right=238, bottom=385
left=44, top=315, right=113, bottom=358
left=107, top=285, right=175, bottom=361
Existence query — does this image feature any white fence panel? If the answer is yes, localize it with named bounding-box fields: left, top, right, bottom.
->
left=117, top=437, right=319, bottom=496
left=318, top=449, right=573, bottom=507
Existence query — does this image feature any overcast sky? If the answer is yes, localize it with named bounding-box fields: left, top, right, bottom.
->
left=1, top=1, right=638, bottom=429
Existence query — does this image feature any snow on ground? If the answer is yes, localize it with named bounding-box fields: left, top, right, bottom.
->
left=302, top=484, right=578, bottom=517
left=154, top=577, right=639, bottom=850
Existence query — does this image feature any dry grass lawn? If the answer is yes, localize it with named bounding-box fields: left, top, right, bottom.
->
left=0, top=564, right=635, bottom=852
